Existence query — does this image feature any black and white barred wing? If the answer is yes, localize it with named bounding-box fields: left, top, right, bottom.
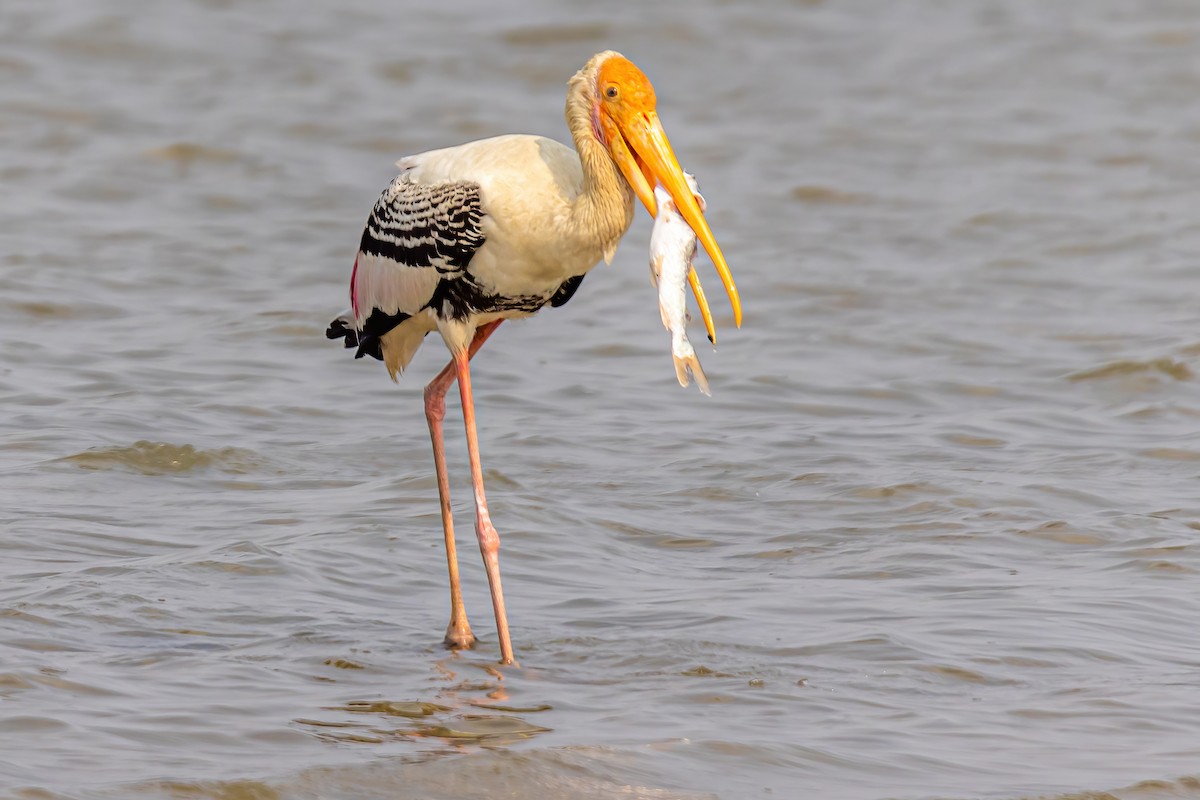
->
left=326, top=174, right=487, bottom=364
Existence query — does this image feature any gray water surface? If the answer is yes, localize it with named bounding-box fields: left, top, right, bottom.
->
left=4, top=2, right=1200, bottom=798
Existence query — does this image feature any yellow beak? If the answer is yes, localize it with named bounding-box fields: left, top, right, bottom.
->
left=604, top=109, right=742, bottom=334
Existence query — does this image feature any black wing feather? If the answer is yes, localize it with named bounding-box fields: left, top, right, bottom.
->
left=358, top=178, right=486, bottom=274
left=549, top=274, right=586, bottom=308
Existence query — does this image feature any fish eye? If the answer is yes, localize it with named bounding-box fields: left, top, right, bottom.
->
left=604, top=85, right=618, bottom=100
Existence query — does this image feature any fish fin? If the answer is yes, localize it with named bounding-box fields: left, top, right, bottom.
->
left=692, top=361, right=711, bottom=396
left=672, top=350, right=712, bottom=397
left=673, top=355, right=691, bottom=389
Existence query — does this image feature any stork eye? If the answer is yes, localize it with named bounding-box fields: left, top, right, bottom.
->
left=605, top=85, right=618, bottom=99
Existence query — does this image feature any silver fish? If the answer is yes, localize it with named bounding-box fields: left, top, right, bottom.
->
left=649, top=174, right=711, bottom=396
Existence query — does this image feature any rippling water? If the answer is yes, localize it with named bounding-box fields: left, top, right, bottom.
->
left=5, top=1, right=1200, bottom=798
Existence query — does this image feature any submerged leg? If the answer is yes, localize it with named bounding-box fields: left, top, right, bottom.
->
left=452, top=345, right=516, bottom=666
left=423, top=321, right=502, bottom=650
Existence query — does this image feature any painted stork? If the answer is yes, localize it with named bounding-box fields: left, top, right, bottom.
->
left=326, top=51, right=740, bottom=666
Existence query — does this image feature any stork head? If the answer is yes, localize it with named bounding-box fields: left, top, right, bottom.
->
left=590, top=52, right=741, bottom=329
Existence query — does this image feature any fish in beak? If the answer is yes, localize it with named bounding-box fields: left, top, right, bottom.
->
left=597, top=56, right=742, bottom=334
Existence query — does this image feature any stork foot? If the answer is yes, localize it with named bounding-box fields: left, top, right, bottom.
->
left=443, top=624, right=477, bottom=650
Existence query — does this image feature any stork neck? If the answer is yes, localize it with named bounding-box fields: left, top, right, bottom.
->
left=565, top=59, right=635, bottom=248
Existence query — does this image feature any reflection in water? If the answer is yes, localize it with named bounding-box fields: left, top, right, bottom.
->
left=301, top=657, right=552, bottom=746
left=63, top=441, right=266, bottom=475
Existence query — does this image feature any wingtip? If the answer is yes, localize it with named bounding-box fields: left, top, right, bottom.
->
left=326, top=315, right=357, bottom=345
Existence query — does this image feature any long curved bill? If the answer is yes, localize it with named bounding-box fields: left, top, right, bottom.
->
left=607, top=111, right=742, bottom=331
left=688, top=266, right=716, bottom=345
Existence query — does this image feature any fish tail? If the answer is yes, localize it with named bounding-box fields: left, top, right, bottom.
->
left=672, top=348, right=712, bottom=397
left=673, top=355, right=690, bottom=388
left=691, top=360, right=711, bottom=396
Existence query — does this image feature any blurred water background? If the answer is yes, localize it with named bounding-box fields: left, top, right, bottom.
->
left=4, top=1, right=1200, bottom=798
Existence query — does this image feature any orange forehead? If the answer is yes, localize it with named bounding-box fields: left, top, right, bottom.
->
left=597, top=56, right=656, bottom=109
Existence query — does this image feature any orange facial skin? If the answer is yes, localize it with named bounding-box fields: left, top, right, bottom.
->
left=596, top=56, right=742, bottom=330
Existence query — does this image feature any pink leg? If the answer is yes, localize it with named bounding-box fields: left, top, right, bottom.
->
left=424, top=321, right=502, bottom=650
left=452, top=344, right=517, bottom=666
